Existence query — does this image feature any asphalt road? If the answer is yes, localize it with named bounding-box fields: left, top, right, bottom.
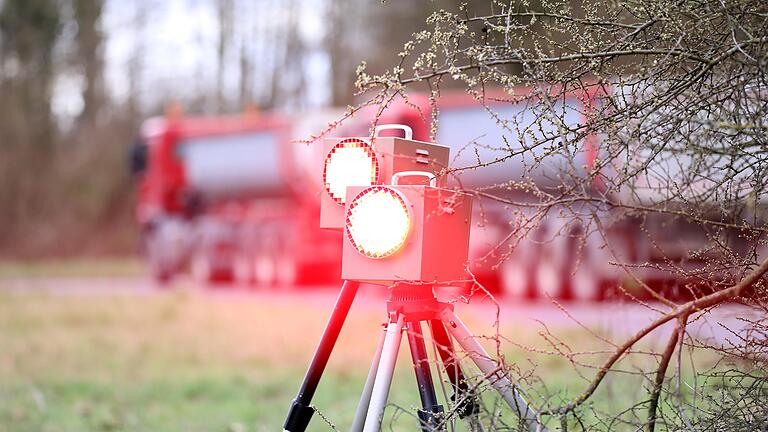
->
left=0, top=275, right=759, bottom=349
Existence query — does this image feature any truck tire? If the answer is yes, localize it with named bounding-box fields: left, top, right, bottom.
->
left=146, top=241, right=174, bottom=285
left=499, top=236, right=539, bottom=300
left=275, top=256, right=297, bottom=287
left=234, top=254, right=255, bottom=286
left=144, top=230, right=178, bottom=287
left=190, top=255, right=210, bottom=285
left=254, top=255, right=276, bottom=286
left=535, top=258, right=567, bottom=299
left=571, top=270, right=602, bottom=301
left=500, top=261, right=532, bottom=299
left=150, top=265, right=173, bottom=286
left=192, top=253, right=234, bottom=285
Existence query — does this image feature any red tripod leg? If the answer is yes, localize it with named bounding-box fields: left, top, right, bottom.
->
left=284, top=280, right=360, bottom=432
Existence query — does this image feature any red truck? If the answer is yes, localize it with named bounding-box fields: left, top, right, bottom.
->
left=131, top=91, right=755, bottom=300
left=131, top=109, right=345, bottom=285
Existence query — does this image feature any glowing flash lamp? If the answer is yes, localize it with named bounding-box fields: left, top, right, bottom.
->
left=323, top=138, right=379, bottom=205
left=320, top=125, right=450, bottom=229
left=346, top=186, right=412, bottom=259
left=342, top=171, right=473, bottom=286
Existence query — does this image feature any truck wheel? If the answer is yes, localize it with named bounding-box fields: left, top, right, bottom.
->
left=234, top=255, right=255, bottom=286
left=275, top=256, right=297, bottom=287
left=147, top=248, right=173, bottom=286
left=191, top=255, right=211, bottom=285
left=571, top=270, right=602, bottom=301
left=254, top=255, right=276, bottom=287
left=500, top=261, right=531, bottom=299
left=535, top=258, right=567, bottom=300
left=144, top=234, right=176, bottom=286
left=191, top=254, right=234, bottom=285
left=210, top=266, right=234, bottom=284
left=150, top=265, right=173, bottom=286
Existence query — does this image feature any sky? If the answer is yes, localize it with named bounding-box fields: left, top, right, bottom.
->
left=53, top=0, right=332, bottom=121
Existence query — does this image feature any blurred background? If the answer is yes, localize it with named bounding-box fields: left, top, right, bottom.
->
left=1, top=1, right=764, bottom=431
left=0, top=0, right=463, bottom=259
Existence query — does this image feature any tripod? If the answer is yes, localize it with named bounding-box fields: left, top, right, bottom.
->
left=283, top=281, right=546, bottom=432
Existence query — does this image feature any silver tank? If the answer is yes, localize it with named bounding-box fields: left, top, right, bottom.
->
left=180, top=130, right=289, bottom=199
left=435, top=98, right=591, bottom=191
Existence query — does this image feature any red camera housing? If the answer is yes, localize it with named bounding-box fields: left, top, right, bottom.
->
left=341, top=184, right=472, bottom=286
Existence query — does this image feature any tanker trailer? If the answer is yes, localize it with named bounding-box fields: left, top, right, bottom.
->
left=133, top=110, right=343, bottom=286
left=599, top=84, right=768, bottom=300
left=379, top=88, right=764, bottom=301
left=377, top=89, right=619, bottom=300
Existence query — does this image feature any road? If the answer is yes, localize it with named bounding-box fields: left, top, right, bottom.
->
left=0, top=275, right=759, bottom=349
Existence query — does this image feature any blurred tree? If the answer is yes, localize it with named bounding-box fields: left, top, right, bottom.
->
left=324, top=0, right=361, bottom=105
left=72, top=0, right=105, bottom=127
left=125, top=1, right=147, bottom=124
left=0, top=0, right=61, bottom=150
left=279, top=0, right=308, bottom=108
left=216, top=0, right=234, bottom=111
left=238, top=31, right=251, bottom=108
left=0, top=0, right=61, bottom=246
left=324, top=0, right=501, bottom=105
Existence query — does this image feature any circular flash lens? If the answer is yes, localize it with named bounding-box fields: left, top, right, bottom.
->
left=346, top=186, right=411, bottom=259
left=323, top=139, right=379, bottom=205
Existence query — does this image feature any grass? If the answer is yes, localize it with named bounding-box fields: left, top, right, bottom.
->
left=0, top=278, right=725, bottom=431
left=0, top=286, right=420, bottom=432
left=0, top=257, right=144, bottom=279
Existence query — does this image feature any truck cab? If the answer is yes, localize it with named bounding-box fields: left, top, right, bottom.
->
left=133, top=110, right=341, bottom=285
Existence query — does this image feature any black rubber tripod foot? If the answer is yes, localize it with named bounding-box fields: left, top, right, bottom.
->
left=451, top=392, right=481, bottom=418
left=283, top=399, right=315, bottom=432
left=417, top=405, right=445, bottom=431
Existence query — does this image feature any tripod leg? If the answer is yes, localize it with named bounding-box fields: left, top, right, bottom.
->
left=284, top=280, right=360, bottom=432
left=351, top=325, right=387, bottom=432
left=363, top=312, right=405, bottom=432
left=440, top=309, right=547, bottom=432
left=429, top=320, right=483, bottom=427
left=406, top=321, right=444, bottom=431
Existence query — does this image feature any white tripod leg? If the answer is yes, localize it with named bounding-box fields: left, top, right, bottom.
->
left=363, top=313, right=405, bottom=432
left=351, top=326, right=387, bottom=432
left=440, top=309, right=547, bottom=432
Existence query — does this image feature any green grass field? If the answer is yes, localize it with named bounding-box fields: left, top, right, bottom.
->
left=0, top=277, right=723, bottom=431
left=0, top=258, right=144, bottom=279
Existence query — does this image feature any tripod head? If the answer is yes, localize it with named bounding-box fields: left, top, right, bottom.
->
left=385, top=282, right=452, bottom=323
